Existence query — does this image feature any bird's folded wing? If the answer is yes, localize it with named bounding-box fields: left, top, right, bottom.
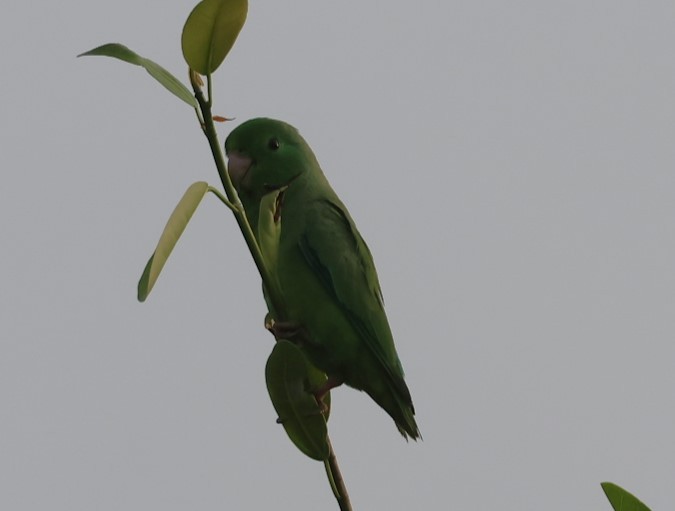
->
left=298, top=199, right=407, bottom=386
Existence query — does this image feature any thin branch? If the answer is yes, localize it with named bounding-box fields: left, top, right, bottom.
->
left=189, top=71, right=287, bottom=318
left=325, top=438, right=352, bottom=511
left=190, top=72, right=352, bottom=511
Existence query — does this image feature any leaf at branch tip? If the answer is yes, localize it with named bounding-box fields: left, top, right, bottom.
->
left=265, top=341, right=331, bottom=461
left=78, top=43, right=197, bottom=108
left=138, top=181, right=210, bottom=302
left=601, top=482, right=652, bottom=511
left=181, top=0, right=248, bottom=75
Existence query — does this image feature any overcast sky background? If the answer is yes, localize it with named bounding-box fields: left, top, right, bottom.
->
left=2, top=1, right=675, bottom=510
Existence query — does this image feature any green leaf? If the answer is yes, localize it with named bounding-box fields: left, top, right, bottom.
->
left=257, top=187, right=285, bottom=273
left=265, top=341, right=330, bottom=461
left=601, top=482, right=652, bottom=511
left=181, top=0, right=248, bottom=75
left=138, top=182, right=210, bottom=302
left=78, top=43, right=197, bottom=108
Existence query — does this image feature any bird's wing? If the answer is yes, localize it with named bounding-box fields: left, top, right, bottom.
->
left=298, top=198, right=408, bottom=393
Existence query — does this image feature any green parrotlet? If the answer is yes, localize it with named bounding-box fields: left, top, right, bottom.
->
left=225, top=118, right=420, bottom=440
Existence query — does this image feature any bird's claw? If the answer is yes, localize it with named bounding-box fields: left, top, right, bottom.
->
left=265, top=315, right=305, bottom=342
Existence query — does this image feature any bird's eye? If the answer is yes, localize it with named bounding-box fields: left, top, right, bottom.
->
left=268, top=138, right=280, bottom=151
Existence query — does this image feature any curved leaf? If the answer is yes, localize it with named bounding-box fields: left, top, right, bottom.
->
left=601, top=482, right=652, bottom=511
left=181, top=0, right=248, bottom=75
left=138, top=182, right=210, bottom=302
left=78, top=43, right=197, bottom=107
left=265, top=341, right=330, bottom=461
left=257, top=187, right=285, bottom=273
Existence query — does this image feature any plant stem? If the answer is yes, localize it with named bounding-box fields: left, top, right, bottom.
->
left=190, top=72, right=286, bottom=318
left=325, top=438, right=352, bottom=511
left=207, top=186, right=237, bottom=212
left=190, top=72, right=352, bottom=511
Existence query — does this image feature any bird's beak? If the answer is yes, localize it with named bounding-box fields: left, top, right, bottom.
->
left=227, top=151, right=253, bottom=188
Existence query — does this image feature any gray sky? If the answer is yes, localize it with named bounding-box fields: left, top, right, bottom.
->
left=2, top=1, right=674, bottom=509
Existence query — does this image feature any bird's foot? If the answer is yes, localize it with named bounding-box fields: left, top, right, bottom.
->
left=274, top=378, right=341, bottom=424
left=265, top=315, right=307, bottom=343
left=312, top=376, right=343, bottom=412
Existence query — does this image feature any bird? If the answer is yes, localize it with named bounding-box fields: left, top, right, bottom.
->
left=225, top=118, right=419, bottom=440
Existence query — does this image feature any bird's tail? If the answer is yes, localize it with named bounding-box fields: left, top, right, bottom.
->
left=373, top=377, right=421, bottom=441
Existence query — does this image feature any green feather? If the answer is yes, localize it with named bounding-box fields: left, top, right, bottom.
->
left=225, top=118, right=420, bottom=439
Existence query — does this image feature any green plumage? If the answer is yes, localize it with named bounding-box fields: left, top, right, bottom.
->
left=225, top=118, right=419, bottom=439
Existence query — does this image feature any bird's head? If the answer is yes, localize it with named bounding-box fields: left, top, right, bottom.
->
left=225, top=118, right=316, bottom=197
